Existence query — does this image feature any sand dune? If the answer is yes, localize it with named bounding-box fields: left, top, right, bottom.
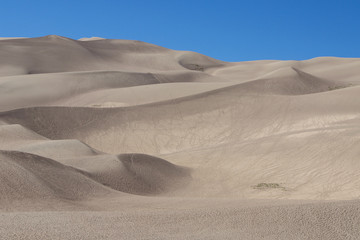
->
left=88, top=153, right=191, bottom=195
left=1, top=36, right=360, bottom=239
left=0, top=35, right=223, bottom=76
left=0, top=150, right=110, bottom=203
left=0, top=69, right=226, bottom=111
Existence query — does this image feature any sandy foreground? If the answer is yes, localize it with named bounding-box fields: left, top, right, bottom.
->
left=0, top=35, right=360, bottom=239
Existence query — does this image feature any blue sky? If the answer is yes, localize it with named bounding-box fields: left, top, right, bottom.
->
left=1, top=0, right=359, bottom=61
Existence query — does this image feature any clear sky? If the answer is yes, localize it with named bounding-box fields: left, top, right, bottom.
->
left=1, top=0, right=359, bottom=62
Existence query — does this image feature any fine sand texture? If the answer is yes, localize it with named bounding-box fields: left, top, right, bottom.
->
left=1, top=35, right=360, bottom=239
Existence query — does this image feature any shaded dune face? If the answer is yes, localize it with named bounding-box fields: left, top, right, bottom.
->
left=0, top=35, right=360, bottom=204
left=89, top=154, right=191, bottom=195
left=0, top=149, right=191, bottom=204
left=0, top=150, right=110, bottom=202
left=237, top=67, right=343, bottom=95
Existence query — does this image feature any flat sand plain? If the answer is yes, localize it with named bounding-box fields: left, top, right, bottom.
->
left=0, top=35, right=360, bottom=239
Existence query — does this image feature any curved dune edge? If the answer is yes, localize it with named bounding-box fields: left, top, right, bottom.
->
left=88, top=153, right=192, bottom=195
left=0, top=150, right=110, bottom=202
left=0, top=148, right=192, bottom=204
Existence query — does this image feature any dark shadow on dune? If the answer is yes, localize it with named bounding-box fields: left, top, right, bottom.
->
left=89, top=153, right=192, bottom=196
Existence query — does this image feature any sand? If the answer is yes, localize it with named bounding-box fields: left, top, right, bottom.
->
left=0, top=35, right=360, bottom=239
